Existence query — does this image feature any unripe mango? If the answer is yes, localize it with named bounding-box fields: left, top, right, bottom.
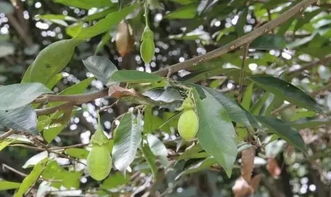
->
left=87, top=145, right=112, bottom=181
left=177, top=109, right=199, bottom=141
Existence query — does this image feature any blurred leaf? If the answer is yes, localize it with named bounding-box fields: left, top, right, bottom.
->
left=176, top=157, right=216, bottom=179
left=82, top=56, right=118, bottom=84
left=75, top=4, right=138, bottom=39
left=53, top=0, right=112, bottom=9
left=166, top=4, right=197, bottom=19
left=147, top=134, right=169, bottom=167
left=43, top=123, right=66, bottom=143
left=257, top=116, right=306, bottom=152
left=0, top=180, right=20, bottom=191
left=0, top=42, right=15, bottom=57
left=250, top=75, right=323, bottom=112
left=14, top=159, right=47, bottom=197
left=65, top=148, right=89, bottom=159
left=0, top=105, right=37, bottom=133
left=251, top=35, right=286, bottom=50
left=42, top=160, right=81, bottom=188
left=0, top=139, right=15, bottom=151
left=110, top=70, right=163, bottom=83
left=0, top=83, right=51, bottom=110
left=142, top=87, right=182, bottom=103
left=141, top=142, right=158, bottom=179
left=112, top=112, right=143, bottom=171
left=194, top=88, right=237, bottom=177
left=46, top=73, right=63, bottom=89
left=21, top=39, right=81, bottom=85
left=23, top=151, right=48, bottom=169
left=290, top=117, right=331, bottom=129
left=100, top=172, right=128, bottom=189
left=143, top=106, right=177, bottom=133
left=241, top=83, right=254, bottom=110
left=59, top=78, right=93, bottom=95
left=0, top=2, right=13, bottom=14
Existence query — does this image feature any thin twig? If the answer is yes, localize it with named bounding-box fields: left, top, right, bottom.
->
left=0, top=129, right=15, bottom=140
left=2, top=163, right=27, bottom=177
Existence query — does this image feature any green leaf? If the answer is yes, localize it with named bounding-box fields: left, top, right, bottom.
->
left=147, top=134, right=169, bottom=167
left=256, top=116, right=306, bottom=152
left=65, top=148, right=89, bottom=159
left=142, top=87, right=182, bottom=103
left=43, top=124, right=66, bottom=143
left=91, top=118, right=109, bottom=146
left=42, top=160, right=81, bottom=189
left=14, top=159, right=47, bottom=197
left=166, top=4, right=197, bottom=19
left=0, top=106, right=37, bottom=133
left=140, top=27, right=155, bottom=64
left=251, top=35, right=287, bottom=50
left=0, top=83, right=51, bottom=110
left=290, top=117, right=331, bottom=129
left=176, top=157, right=216, bottom=179
left=82, top=56, right=118, bottom=84
left=193, top=88, right=237, bottom=177
left=0, top=180, right=20, bottom=191
left=110, top=70, right=163, bottom=83
left=75, top=4, right=138, bottom=39
left=250, top=75, right=323, bottom=112
left=112, top=112, right=143, bottom=171
left=141, top=142, right=158, bottom=179
left=143, top=106, right=178, bottom=133
left=100, top=172, right=128, bottom=189
left=241, top=83, right=254, bottom=110
left=59, top=78, right=93, bottom=95
left=202, top=87, right=258, bottom=130
left=21, top=39, right=81, bottom=85
left=53, top=0, right=112, bottom=9
left=0, top=139, right=15, bottom=151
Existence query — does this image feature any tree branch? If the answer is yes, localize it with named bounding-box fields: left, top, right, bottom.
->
left=153, top=0, right=318, bottom=77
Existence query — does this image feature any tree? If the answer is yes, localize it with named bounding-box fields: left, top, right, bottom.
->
left=0, top=0, right=330, bottom=196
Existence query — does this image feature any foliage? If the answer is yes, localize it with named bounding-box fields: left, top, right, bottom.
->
left=0, top=0, right=330, bottom=196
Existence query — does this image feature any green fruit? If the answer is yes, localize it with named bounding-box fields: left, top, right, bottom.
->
left=177, top=109, right=199, bottom=141
left=87, top=145, right=112, bottom=181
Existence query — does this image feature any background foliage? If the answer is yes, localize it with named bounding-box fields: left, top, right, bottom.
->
left=0, top=0, right=330, bottom=196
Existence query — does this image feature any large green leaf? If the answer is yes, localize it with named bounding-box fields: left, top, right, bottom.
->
left=194, top=88, right=237, bottom=177
left=0, top=106, right=37, bottom=133
left=75, top=4, right=138, bottom=39
left=202, top=87, right=258, bottom=129
left=53, top=0, right=112, bottom=9
left=112, top=112, right=143, bottom=171
left=0, top=180, right=20, bottom=191
left=257, top=116, right=306, bottom=152
left=110, top=70, right=163, bottom=83
left=21, top=39, right=81, bottom=85
left=82, top=56, right=118, bottom=84
left=0, top=83, right=51, bottom=110
left=14, top=159, right=47, bottom=197
left=250, top=75, right=323, bottom=112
